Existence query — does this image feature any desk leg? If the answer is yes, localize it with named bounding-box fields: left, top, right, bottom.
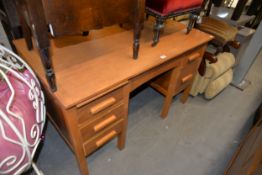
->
left=118, top=85, right=130, bottom=149
left=161, top=94, right=174, bottom=118
left=64, top=109, right=90, bottom=175
left=117, top=128, right=126, bottom=150
left=180, top=83, right=193, bottom=104
left=161, top=67, right=181, bottom=119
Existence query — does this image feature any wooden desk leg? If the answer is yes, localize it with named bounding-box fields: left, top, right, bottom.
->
left=64, top=109, right=90, bottom=175
left=117, top=130, right=126, bottom=150
left=180, top=83, right=193, bottom=104
left=161, top=94, right=174, bottom=118
left=118, top=85, right=129, bottom=149
left=161, top=67, right=181, bottom=119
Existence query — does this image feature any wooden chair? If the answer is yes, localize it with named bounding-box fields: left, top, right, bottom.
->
left=145, top=0, right=204, bottom=46
left=14, top=0, right=145, bottom=92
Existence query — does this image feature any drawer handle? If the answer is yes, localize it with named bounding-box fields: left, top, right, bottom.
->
left=181, top=74, right=193, bottom=83
left=188, top=53, right=200, bottom=62
left=95, top=130, right=117, bottom=147
left=90, top=97, right=116, bottom=115
left=93, top=115, right=117, bottom=132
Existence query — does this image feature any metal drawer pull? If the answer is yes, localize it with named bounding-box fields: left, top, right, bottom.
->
left=95, top=130, right=117, bottom=147
left=181, top=74, right=193, bottom=83
left=188, top=53, right=200, bottom=62
left=93, top=115, right=117, bottom=132
left=90, top=97, right=116, bottom=115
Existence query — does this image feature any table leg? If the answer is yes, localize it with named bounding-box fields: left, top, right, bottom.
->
left=74, top=152, right=90, bottom=175
left=160, top=67, right=181, bottom=118
left=118, top=84, right=129, bottom=149
left=117, top=130, right=126, bottom=150
left=161, top=94, right=174, bottom=119
left=180, top=83, right=193, bottom=104
left=64, top=109, right=90, bottom=175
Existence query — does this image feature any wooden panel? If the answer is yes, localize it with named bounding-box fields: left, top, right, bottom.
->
left=225, top=119, right=262, bottom=175
left=77, top=86, right=124, bottom=124
left=79, top=104, right=125, bottom=141
left=44, top=84, right=72, bottom=147
left=41, top=0, right=142, bottom=36
left=83, top=119, right=124, bottom=156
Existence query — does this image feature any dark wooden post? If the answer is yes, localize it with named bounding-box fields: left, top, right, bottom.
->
left=231, top=0, right=249, bottom=21
left=133, top=0, right=145, bottom=59
left=24, top=0, right=57, bottom=91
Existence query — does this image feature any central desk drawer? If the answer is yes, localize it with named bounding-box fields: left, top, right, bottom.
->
left=79, top=104, right=125, bottom=141
left=77, top=87, right=124, bottom=124
left=83, top=119, right=124, bottom=156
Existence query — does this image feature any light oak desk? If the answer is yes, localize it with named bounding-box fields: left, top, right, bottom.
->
left=14, top=22, right=213, bottom=175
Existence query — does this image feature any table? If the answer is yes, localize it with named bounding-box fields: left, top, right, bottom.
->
left=13, top=22, right=212, bottom=175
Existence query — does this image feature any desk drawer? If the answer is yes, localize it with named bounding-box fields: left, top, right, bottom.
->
left=79, top=104, right=125, bottom=141
left=181, top=49, right=202, bottom=67
left=175, top=60, right=200, bottom=93
left=83, top=119, right=124, bottom=156
left=77, top=87, right=124, bottom=124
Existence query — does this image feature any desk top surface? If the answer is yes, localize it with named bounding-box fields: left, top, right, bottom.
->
left=13, top=21, right=213, bottom=109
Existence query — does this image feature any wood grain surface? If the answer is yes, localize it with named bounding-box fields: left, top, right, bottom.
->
left=13, top=21, right=213, bottom=109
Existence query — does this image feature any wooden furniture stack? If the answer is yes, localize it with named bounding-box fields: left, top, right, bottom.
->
left=14, top=0, right=145, bottom=91
left=14, top=21, right=212, bottom=175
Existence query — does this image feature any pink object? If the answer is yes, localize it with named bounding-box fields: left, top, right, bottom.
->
left=0, top=46, right=45, bottom=175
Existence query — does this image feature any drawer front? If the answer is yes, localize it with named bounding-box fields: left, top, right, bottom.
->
left=77, top=87, right=124, bottom=124
left=181, top=49, right=202, bottom=67
left=83, top=119, right=124, bottom=156
left=80, top=104, right=125, bottom=141
left=175, top=58, right=201, bottom=93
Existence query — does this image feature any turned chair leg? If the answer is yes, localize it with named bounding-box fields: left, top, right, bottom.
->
left=15, top=0, right=33, bottom=50
left=146, top=13, right=150, bottom=20
left=133, top=22, right=142, bottom=59
left=39, top=48, right=57, bottom=91
left=152, top=18, right=165, bottom=47
left=186, top=14, right=199, bottom=34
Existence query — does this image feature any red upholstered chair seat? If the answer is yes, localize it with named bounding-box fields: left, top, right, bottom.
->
left=146, top=0, right=204, bottom=15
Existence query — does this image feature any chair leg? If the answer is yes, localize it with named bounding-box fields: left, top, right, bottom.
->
left=15, top=0, right=33, bottom=50
left=152, top=18, right=165, bottom=47
left=146, top=13, right=150, bottom=20
left=186, top=14, right=198, bottom=34
left=133, top=22, right=141, bottom=59
left=39, top=48, right=57, bottom=91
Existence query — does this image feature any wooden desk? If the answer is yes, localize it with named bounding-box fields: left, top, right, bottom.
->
left=13, top=22, right=212, bottom=175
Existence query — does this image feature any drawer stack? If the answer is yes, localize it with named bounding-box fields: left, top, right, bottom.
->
left=76, top=86, right=128, bottom=156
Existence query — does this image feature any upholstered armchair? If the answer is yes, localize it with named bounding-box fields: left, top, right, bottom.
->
left=190, top=17, right=240, bottom=99
left=146, top=0, right=204, bottom=46
left=190, top=52, right=235, bottom=99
